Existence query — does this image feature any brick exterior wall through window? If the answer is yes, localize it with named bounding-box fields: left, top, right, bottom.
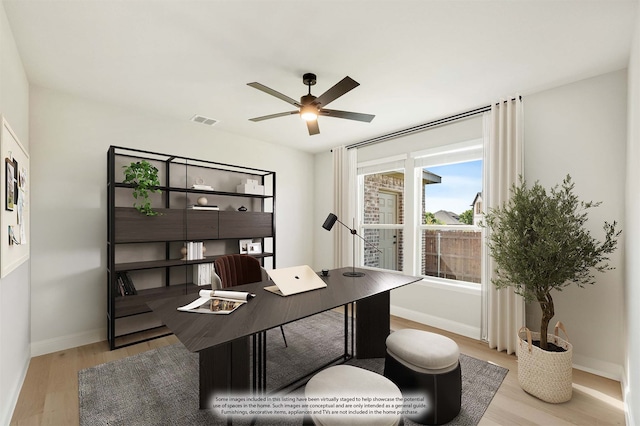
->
left=363, top=173, right=404, bottom=271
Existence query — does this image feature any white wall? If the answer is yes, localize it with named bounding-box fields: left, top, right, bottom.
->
left=390, top=281, right=481, bottom=338
left=0, top=2, right=30, bottom=425
left=28, top=85, right=315, bottom=355
left=356, top=116, right=483, bottom=163
left=313, top=150, right=334, bottom=270
left=624, top=5, right=640, bottom=424
left=524, top=69, right=627, bottom=379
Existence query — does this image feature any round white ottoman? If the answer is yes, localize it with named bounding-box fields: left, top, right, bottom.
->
left=384, top=329, right=462, bottom=425
left=304, top=365, right=403, bottom=426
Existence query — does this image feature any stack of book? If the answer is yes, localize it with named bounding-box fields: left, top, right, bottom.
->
left=187, top=205, right=219, bottom=210
left=193, top=263, right=214, bottom=286
left=185, top=241, right=205, bottom=260
left=116, top=272, right=137, bottom=296
left=191, top=184, right=213, bottom=191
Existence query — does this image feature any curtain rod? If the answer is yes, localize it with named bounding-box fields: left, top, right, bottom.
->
left=346, top=96, right=521, bottom=150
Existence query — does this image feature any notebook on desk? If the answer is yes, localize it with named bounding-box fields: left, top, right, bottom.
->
left=264, top=265, right=327, bottom=296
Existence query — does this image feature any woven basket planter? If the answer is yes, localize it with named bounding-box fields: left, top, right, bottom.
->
left=517, top=321, right=573, bottom=403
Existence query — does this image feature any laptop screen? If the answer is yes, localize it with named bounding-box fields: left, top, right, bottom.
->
left=265, top=265, right=327, bottom=296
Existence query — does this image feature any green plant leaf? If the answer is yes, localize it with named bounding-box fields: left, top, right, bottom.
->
left=122, top=160, right=162, bottom=216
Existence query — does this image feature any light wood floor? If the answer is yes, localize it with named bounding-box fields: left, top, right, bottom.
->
left=10, top=315, right=626, bottom=425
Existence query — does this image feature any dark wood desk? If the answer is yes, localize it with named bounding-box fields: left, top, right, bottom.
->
left=148, top=267, right=421, bottom=408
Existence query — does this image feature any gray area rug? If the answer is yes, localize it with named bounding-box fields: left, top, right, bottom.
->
left=79, top=311, right=507, bottom=425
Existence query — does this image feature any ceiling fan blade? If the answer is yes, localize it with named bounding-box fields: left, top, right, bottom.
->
left=314, top=76, right=360, bottom=108
left=306, top=120, right=320, bottom=135
left=319, top=109, right=375, bottom=123
left=247, top=82, right=302, bottom=108
left=249, top=111, right=299, bottom=122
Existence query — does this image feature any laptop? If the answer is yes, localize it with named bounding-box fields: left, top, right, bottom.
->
left=264, top=265, right=327, bottom=296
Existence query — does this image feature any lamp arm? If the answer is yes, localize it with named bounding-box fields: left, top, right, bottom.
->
left=334, top=219, right=383, bottom=254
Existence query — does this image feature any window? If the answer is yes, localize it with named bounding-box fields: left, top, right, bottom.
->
left=356, top=140, right=483, bottom=285
left=419, top=160, right=483, bottom=283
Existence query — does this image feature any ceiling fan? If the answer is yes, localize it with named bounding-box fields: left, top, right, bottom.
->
left=247, top=73, right=375, bottom=136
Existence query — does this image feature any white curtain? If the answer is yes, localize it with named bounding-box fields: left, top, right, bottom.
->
left=482, top=98, right=525, bottom=354
left=332, top=146, right=358, bottom=268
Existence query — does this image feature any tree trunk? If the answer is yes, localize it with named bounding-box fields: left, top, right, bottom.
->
left=537, top=292, right=555, bottom=350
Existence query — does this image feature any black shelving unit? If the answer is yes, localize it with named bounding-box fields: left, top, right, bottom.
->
left=107, top=146, right=276, bottom=349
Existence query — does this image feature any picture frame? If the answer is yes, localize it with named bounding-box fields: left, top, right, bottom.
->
left=248, top=242, right=262, bottom=254
left=18, top=166, right=26, bottom=189
left=239, top=239, right=252, bottom=254
left=5, top=158, right=15, bottom=211
left=1, top=115, right=30, bottom=278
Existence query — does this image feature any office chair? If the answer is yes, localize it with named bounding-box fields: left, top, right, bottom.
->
left=214, top=254, right=287, bottom=347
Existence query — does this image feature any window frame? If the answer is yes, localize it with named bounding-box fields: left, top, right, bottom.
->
left=358, top=159, right=407, bottom=273
left=356, top=139, right=484, bottom=289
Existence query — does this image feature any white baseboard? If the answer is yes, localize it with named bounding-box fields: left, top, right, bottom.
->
left=572, top=353, right=623, bottom=382
left=621, top=368, right=633, bottom=426
left=31, top=328, right=105, bottom=357
left=390, top=305, right=481, bottom=340
left=1, top=350, right=30, bottom=426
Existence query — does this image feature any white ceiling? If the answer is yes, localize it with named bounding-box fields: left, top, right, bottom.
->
left=3, top=0, right=638, bottom=154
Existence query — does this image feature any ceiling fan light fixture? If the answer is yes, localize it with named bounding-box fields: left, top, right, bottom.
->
left=248, top=73, right=375, bottom=135
left=300, top=104, right=318, bottom=121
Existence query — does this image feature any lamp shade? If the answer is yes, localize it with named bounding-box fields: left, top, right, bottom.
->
left=322, top=213, right=338, bottom=231
left=321, top=212, right=365, bottom=277
left=300, top=104, right=318, bottom=121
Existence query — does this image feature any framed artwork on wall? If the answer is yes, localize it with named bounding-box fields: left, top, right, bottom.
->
left=5, top=158, right=15, bottom=211
left=0, top=115, right=30, bottom=277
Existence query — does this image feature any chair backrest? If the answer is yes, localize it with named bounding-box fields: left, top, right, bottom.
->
left=214, top=254, right=264, bottom=288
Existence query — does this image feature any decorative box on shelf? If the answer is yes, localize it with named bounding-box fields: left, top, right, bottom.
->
left=236, top=178, right=264, bottom=195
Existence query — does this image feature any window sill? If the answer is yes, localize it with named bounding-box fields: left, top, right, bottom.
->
left=416, top=276, right=481, bottom=296
left=360, top=266, right=482, bottom=296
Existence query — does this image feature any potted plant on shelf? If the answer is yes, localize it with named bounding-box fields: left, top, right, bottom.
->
left=483, top=175, right=620, bottom=403
left=122, top=160, right=162, bottom=216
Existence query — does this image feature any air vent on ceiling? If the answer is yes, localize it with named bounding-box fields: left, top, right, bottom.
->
left=190, top=114, right=219, bottom=126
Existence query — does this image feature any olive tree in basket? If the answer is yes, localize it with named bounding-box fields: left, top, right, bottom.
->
left=483, top=175, right=620, bottom=350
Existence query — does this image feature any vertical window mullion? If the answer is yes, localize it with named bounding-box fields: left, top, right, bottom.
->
left=402, top=157, right=416, bottom=275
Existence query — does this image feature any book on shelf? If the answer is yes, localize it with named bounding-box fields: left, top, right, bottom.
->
left=184, top=241, right=205, bottom=260
left=123, top=272, right=137, bottom=295
left=116, top=274, right=126, bottom=296
left=193, top=263, right=214, bottom=286
left=191, top=184, right=214, bottom=191
left=116, top=272, right=137, bottom=296
left=177, top=289, right=255, bottom=315
left=187, top=205, right=219, bottom=210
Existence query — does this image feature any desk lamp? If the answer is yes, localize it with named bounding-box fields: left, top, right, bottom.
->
left=322, top=213, right=380, bottom=277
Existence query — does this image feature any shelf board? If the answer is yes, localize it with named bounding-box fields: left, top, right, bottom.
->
left=114, top=253, right=274, bottom=272
left=113, top=326, right=173, bottom=349
left=114, top=182, right=273, bottom=199
left=115, top=283, right=202, bottom=318
left=113, top=207, right=273, bottom=243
